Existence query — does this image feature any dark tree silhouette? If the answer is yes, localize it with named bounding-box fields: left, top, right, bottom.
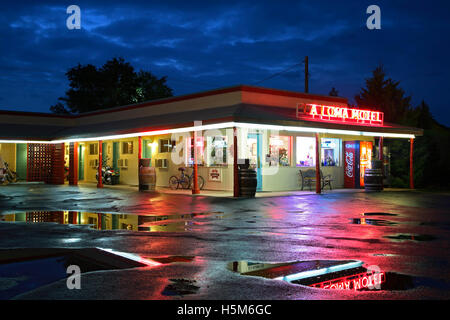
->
left=355, top=66, right=411, bottom=124
left=50, top=57, right=173, bottom=114
left=329, top=87, right=339, bottom=96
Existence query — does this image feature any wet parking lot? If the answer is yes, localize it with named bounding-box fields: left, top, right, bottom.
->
left=0, top=184, right=449, bottom=299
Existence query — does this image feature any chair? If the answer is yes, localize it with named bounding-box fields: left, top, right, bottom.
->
left=299, top=169, right=333, bottom=191
left=320, top=169, right=333, bottom=190
left=299, top=169, right=316, bottom=191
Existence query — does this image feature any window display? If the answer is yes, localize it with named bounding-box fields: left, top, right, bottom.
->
left=321, top=138, right=341, bottom=166
left=268, top=135, right=291, bottom=166
left=185, top=136, right=204, bottom=165
left=206, top=136, right=227, bottom=166
left=296, top=137, right=315, bottom=167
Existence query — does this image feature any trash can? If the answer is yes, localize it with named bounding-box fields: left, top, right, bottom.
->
left=139, top=158, right=156, bottom=191
left=238, top=159, right=257, bottom=197
left=364, top=160, right=383, bottom=191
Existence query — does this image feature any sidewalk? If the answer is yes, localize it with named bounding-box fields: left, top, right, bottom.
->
left=77, top=181, right=408, bottom=198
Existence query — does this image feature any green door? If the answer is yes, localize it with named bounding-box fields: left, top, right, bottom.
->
left=102, top=142, right=107, bottom=166
left=143, top=139, right=152, bottom=161
left=78, top=144, right=84, bottom=181
left=112, top=142, right=120, bottom=171
left=15, top=144, right=27, bottom=180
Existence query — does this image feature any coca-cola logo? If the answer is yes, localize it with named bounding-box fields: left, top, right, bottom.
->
left=345, top=151, right=354, bottom=178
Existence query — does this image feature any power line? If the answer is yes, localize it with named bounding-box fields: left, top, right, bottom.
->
left=252, top=62, right=303, bottom=85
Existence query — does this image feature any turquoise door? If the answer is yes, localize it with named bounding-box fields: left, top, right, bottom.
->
left=112, top=142, right=120, bottom=171
left=102, top=142, right=107, bottom=166
left=248, top=133, right=263, bottom=191
left=78, top=144, right=84, bottom=180
left=143, top=139, right=152, bottom=161
left=15, top=144, right=27, bottom=180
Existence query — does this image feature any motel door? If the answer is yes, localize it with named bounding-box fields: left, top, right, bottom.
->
left=247, top=133, right=263, bottom=191
left=78, top=144, right=85, bottom=181
left=15, top=143, right=27, bottom=180
left=112, top=142, right=120, bottom=171
left=143, top=139, right=152, bottom=160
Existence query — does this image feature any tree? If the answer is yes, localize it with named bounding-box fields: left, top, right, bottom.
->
left=329, top=87, right=339, bottom=96
left=50, top=57, right=173, bottom=114
left=356, top=67, right=450, bottom=189
left=355, top=66, right=411, bottom=124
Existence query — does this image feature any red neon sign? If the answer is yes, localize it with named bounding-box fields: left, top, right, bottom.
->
left=309, top=271, right=386, bottom=291
left=297, top=104, right=384, bottom=126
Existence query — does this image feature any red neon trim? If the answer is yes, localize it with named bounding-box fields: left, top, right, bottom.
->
left=299, top=104, right=384, bottom=126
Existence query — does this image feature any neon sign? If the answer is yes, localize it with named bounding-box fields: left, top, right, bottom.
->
left=297, top=104, right=384, bottom=125
left=309, top=271, right=386, bottom=291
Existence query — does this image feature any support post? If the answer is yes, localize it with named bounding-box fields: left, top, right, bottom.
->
left=192, top=129, right=200, bottom=194
left=378, top=137, right=383, bottom=161
left=138, top=136, right=142, bottom=161
left=233, top=126, right=239, bottom=197
left=97, top=140, right=103, bottom=188
left=410, top=138, right=414, bottom=189
left=315, top=133, right=321, bottom=194
left=304, top=56, right=309, bottom=93
left=69, top=142, right=78, bottom=185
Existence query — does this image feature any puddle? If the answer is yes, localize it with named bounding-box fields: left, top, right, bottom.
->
left=362, top=212, right=398, bottom=216
left=228, top=260, right=449, bottom=292
left=0, top=247, right=157, bottom=299
left=384, top=234, right=436, bottom=242
left=351, top=218, right=397, bottom=226
left=161, top=279, right=200, bottom=296
left=150, top=256, right=195, bottom=264
left=0, top=210, right=222, bottom=232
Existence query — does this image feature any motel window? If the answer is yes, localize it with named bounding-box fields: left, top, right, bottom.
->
left=122, top=141, right=133, bottom=154
left=159, top=139, right=175, bottom=153
left=206, top=136, right=227, bottom=166
left=296, top=137, right=316, bottom=167
left=185, top=136, right=204, bottom=165
left=321, top=138, right=341, bottom=166
left=268, top=135, right=292, bottom=166
left=89, top=143, right=98, bottom=155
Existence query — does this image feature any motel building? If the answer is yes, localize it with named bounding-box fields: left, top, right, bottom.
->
left=0, top=85, right=422, bottom=196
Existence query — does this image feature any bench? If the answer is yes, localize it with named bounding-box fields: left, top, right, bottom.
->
left=299, top=169, right=333, bottom=191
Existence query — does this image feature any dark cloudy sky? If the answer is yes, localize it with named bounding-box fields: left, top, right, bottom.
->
left=1, top=1, right=449, bottom=125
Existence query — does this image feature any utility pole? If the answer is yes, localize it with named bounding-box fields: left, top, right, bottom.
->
left=304, top=56, right=309, bottom=93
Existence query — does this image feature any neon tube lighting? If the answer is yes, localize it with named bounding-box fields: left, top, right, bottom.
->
left=274, top=261, right=364, bottom=282
left=0, top=121, right=415, bottom=144
left=97, top=247, right=161, bottom=267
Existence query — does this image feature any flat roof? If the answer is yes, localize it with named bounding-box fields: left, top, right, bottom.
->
left=0, top=85, right=422, bottom=141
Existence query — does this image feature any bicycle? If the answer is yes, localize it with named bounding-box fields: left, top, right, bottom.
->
left=169, top=167, right=205, bottom=190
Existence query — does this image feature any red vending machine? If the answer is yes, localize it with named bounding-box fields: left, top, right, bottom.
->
left=344, top=141, right=373, bottom=188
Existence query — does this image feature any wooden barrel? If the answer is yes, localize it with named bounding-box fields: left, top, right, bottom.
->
left=364, top=161, right=383, bottom=192
left=239, top=168, right=257, bottom=197
left=139, top=159, right=156, bottom=191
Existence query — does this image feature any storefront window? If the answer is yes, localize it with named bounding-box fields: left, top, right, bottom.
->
left=321, top=138, right=341, bottom=166
left=206, top=136, right=227, bottom=166
left=268, top=135, right=291, bottom=166
left=296, top=137, right=315, bottom=167
left=185, top=136, right=204, bottom=165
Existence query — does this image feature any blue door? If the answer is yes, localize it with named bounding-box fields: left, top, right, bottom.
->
left=247, top=133, right=263, bottom=191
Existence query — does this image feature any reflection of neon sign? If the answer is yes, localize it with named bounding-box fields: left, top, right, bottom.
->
left=310, top=271, right=385, bottom=290
left=297, top=104, right=384, bottom=125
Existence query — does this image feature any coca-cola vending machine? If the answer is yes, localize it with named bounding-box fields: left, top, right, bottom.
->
left=344, top=141, right=373, bottom=188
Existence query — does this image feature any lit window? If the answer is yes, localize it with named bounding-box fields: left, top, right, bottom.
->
left=89, top=143, right=98, bottom=155
left=296, top=137, right=316, bottom=167
left=122, top=141, right=133, bottom=154
left=186, top=136, right=204, bottom=165
left=321, top=138, right=341, bottom=166
left=159, top=139, right=175, bottom=153
left=268, top=135, right=292, bottom=166
left=206, top=136, right=227, bottom=166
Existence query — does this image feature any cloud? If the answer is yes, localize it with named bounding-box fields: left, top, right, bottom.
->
left=0, top=0, right=449, bottom=124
